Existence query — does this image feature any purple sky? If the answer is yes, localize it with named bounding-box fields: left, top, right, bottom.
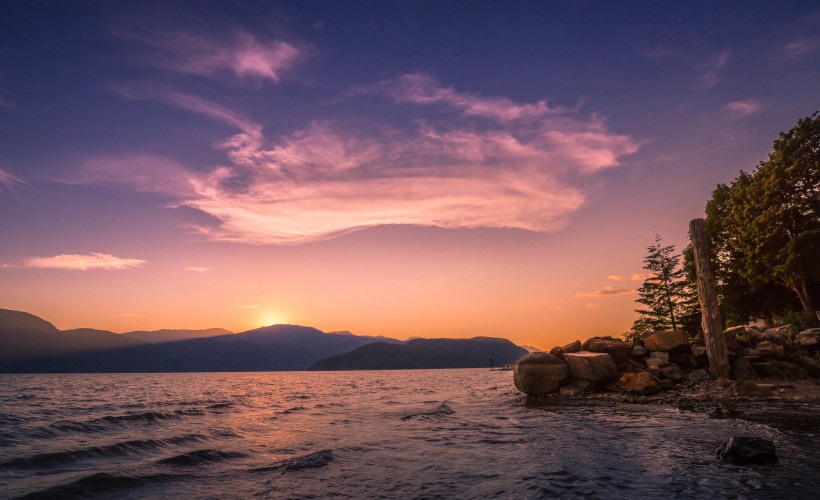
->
left=0, top=1, right=818, bottom=346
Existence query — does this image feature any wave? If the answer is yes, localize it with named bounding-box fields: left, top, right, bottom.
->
left=1, top=434, right=209, bottom=470
left=19, top=472, right=193, bottom=499
left=400, top=402, right=455, bottom=421
left=252, top=449, right=334, bottom=472
left=158, top=449, right=246, bottom=466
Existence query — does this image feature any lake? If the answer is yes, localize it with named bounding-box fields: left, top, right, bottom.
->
left=1, top=370, right=818, bottom=499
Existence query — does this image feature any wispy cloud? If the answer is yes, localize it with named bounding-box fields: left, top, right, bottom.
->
left=0, top=95, right=16, bottom=110
left=782, top=38, right=818, bottom=59
left=116, top=28, right=303, bottom=83
left=695, top=50, right=731, bottom=89
left=236, top=305, right=258, bottom=309
left=584, top=302, right=601, bottom=310
left=96, top=75, right=638, bottom=244
left=575, top=285, right=637, bottom=298
left=630, top=273, right=655, bottom=281
left=183, top=266, right=212, bottom=273
left=607, top=274, right=623, bottom=281
left=25, top=253, right=147, bottom=271
left=0, top=168, right=24, bottom=196
left=723, top=99, right=762, bottom=119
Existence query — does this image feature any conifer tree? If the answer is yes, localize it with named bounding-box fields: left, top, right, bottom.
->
left=626, top=235, right=693, bottom=339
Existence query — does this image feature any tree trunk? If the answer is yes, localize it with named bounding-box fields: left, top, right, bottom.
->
left=796, top=277, right=818, bottom=327
left=689, top=218, right=731, bottom=379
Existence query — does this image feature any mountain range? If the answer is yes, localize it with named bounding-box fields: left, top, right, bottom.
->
left=0, top=308, right=527, bottom=373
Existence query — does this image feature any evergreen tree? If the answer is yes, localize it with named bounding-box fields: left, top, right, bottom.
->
left=626, top=235, right=694, bottom=339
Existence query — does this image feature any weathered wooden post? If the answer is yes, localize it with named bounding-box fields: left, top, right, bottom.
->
left=689, top=218, right=731, bottom=379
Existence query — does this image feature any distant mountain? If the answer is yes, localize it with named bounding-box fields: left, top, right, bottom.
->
left=123, top=328, right=232, bottom=344
left=0, top=310, right=403, bottom=373
left=521, top=345, right=543, bottom=352
left=309, top=337, right=528, bottom=370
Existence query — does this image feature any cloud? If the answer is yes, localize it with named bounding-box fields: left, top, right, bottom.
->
left=630, top=273, right=655, bottom=281
left=183, top=266, right=212, bottom=272
left=782, top=38, right=818, bottom=59
left=723, top=99, right=762, bottom=119
left=237, top=305, right=258, bottom=309
left=98, top=75, right=638, bottom=244
left=0, top=168, right=24, bottom=196
left=607, top=274, right=623, bottom=281
left=575, top=285, right=637, bottom=298
left=695, top=50, right=731, bottom=89
left=116, top=28, right=303, bottom=83
left=584, top=302, right=601, bottom=310
left=25, top=253, right=147, bottom=271
left=0, top=95, right=16, bottom=110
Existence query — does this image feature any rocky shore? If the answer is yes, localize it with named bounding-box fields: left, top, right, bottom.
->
left=514, top=325, right=820, bottom=405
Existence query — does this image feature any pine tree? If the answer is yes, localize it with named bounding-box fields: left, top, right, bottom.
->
left=626, top=235, right=693, bottom=339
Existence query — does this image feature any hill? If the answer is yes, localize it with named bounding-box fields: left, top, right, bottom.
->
left=123, top=328, right=232, bottom=344
left=309, top=337, right=528, bottom=370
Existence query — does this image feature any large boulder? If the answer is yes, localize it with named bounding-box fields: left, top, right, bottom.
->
left=752, top=324, right=797, bottom=345
left=617, top=372, right=662, bottom=395
left=563, top=351, right=619, bottom=383
left=642, top=330, right=689, bottom=352
left=755, top=341, right=785, bottom=357
left=716, top=436, right=777, bottom=464
left=513, top=352, right=569, bottom=396
left=797, top=356, right=820, bottom=377
left=751, top=360, right=808, bottom=380
left=562, top=340, right=582, bottom=354
left=582, top=337, right=632, bottom=365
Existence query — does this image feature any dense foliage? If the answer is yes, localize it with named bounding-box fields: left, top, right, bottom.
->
left=704, top=112, right=819, bottom=328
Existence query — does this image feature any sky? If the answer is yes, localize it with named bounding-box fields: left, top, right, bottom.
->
left=0, top=1, right=818, bottom=348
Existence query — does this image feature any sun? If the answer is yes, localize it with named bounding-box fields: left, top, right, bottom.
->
left=257, top=311, right=288, bottom=328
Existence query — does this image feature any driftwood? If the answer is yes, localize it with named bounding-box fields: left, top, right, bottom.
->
left=689, top=218, right=731, bottom=379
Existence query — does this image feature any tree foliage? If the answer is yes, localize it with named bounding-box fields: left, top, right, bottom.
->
left=705, top=112, right=819, bottom=327
left=626, top=235, right=698, bottom=339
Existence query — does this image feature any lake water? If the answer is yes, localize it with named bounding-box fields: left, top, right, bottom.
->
left=1, top=370, right=818, bottom=499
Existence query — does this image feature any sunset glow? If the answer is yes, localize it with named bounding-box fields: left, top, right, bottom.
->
left=0, top=1, right=817, bottom=349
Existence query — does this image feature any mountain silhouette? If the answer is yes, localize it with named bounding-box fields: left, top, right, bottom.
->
left=123, top=328, right=232, bottom=344
left=309, top=337, right=527, bottom=370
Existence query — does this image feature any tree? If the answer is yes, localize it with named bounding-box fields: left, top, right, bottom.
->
left=710, top=112, right=819, bottom=326
left=626, top=235, right=696, bottom=339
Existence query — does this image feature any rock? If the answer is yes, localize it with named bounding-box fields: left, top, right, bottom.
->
left=559, top=385, right=583, bottom=396
left=643, top=330, right=689, bottom=352
left=631, top=337, right=645, bottom=347
left=797, top=328, right=820, bottom=349
left=733, top=380, right=773, bottom=397
left=650, top=351, right=669, bottom=363
left=563, top=351, right=619, bottom=383
left=755, top=341, right=785, bottom=357
left=671, top=353, right=694, bottom=367
left=632, top=345, right=647, bottom=357
left=659, top=364, right=684, bottom=382
left=691, top=345, right=707, bottom=357
left=562, top=340, right=582, bottom=353
left=753, top=324, right=797, bottom=345
left=687, top=368, right=711, bottom=382
left=617, top=372, right=662, bottom=395
left=797, top=356, right=820, bottom=377
left=582, top=338, right=632, bottom=366
left=513, top=352, right=569, bottom=396
left=724, top=325, right=758, bottom=344
left=646, top=357, right=664, bottom=369
left=716, top=436, right=777, bottom=464
left=751, top=360, right=808, bottom=380
left=709, top=406, right=740, bottom=419
left=732, top=356, right=757, bottom=380
left=549, top=346, right=564, bottom=358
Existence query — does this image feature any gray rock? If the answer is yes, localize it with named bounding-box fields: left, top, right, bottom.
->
left=563, top=351, right=619, bottom=383
left=642, top=330, right=689, bottom=352
left=797, top=328, right=820, bottom=349
left=755, top=341, right=785, bottom=357
left=752, top=360, right=808, bottom=380
left=632, top=345, right=647, bottom=357
left=549, top=346, right=564, bottom=358
left=513, top=352, right=569, bottom=396
left=559, top=385, right=583, bottom=396
left=650, top=351, right=670, bottom=363
left=646, top=357, right=667, bottom=369
left=797, top=356, right=820, bottom=377
left=753, top=324, right=797, bottom=345
left=716, top=436, right=777, bottom=464
left=659, top=364, right=684, bottom=382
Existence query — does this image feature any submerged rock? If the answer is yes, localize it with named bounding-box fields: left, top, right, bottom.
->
left=563, top=351, right=619, bottom=383
left=617, top=372, right=661, bottom=395
left=716, top=436, right=777, bottom=464
left=643, top=330, right=689, bottom=352
left=709, top=406, right=740, bottom=419
left=513, top=352, right=568, bottom=396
